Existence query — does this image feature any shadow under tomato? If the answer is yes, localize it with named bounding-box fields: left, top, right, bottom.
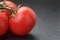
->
left=0, top=30, right=36, bottom=40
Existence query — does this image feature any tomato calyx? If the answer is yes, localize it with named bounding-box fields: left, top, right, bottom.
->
left=0, top=0, right=17, bottom=18
left=0, top=0, right=21, bottom=18
left=0, top=4, right=16, bottom=17
left=10, top=9, right=16, bottom=18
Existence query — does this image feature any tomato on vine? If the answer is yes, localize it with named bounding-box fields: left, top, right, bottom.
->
left=0, top=0, right=17, bottom=18
left=9, top=6, right=36, bottom=36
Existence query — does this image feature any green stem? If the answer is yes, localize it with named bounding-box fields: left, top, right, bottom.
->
left=0, top=4, right=4, bottom=7
left=0, top=7, right=8, bottom=10
left=0, top=0, right=16, bottom=18
left=0, top=4, right=16, bottom=17
left=3, top=0, right=6, bottom=7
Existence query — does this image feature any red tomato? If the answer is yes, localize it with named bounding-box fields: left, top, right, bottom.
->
left=2, top=10, right=11, bottom=18
left=9, top=6, right=36, bottom=36
left=0, top=12, right=8, bottom=36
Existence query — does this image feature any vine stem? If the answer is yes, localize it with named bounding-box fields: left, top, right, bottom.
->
left=3, top=0, right=6, bottom=7
left=0, top=0, right=17, bottom=18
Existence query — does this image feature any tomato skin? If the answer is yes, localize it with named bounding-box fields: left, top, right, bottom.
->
left=9, top=6, right=36, bottom=36
left=0, top=1, right=17, bottom=10
left=2, top=10, right=11, bottom=18
left=0, top=12, right=8, bottom=36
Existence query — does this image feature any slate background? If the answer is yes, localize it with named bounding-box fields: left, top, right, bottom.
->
left=0, top=0, right=60, bottom=40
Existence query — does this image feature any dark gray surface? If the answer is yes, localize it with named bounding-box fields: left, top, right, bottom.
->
left=0, top=0, right=60, bottom=40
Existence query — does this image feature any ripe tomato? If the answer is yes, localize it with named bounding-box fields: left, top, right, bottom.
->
left=2, top=10, right=11, bottom=18
left=9, top=6, right=36, bottom=36
left=0, top=12, right=8, bottom=36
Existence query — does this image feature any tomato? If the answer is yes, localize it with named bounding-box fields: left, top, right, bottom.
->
left=0, top=12, right=8, bottom=36
left=2, top=10, right=11, bottom=18
left=9, top=6, right=36, bottom=36
left=0, top=1, right=17, bottom=10
left=0, top=1, right=17, bottom=18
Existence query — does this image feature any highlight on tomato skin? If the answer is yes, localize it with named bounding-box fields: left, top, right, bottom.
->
left=0, top=12, right=8, bottom=36
left=9, top=6, right=36, bottom=36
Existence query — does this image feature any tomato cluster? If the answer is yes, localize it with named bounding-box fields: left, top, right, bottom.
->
left=0, top=0, right=36, bottom=36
